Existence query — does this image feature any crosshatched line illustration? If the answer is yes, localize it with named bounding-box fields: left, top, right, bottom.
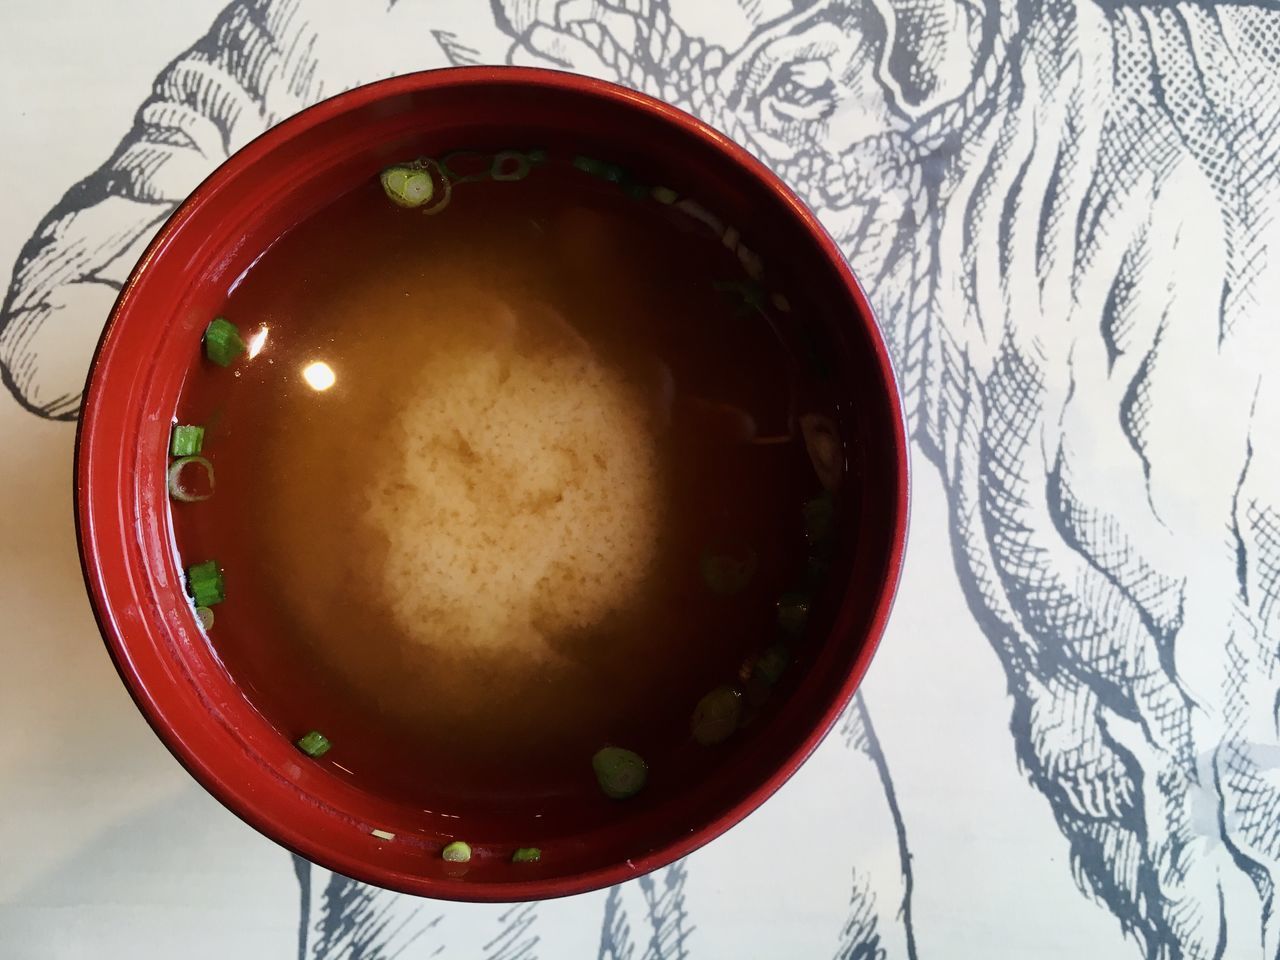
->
left=5, top=0, right=1278, bottom=957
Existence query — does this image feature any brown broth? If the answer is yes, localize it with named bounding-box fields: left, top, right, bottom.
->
left=171, top=154, right=834, bottom=820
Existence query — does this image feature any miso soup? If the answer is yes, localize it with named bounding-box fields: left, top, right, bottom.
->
left=168, top=149, right=846, bottom=825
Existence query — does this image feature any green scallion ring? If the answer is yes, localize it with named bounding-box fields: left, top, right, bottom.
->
left=418, top=159, right=454, bottom=216
left=490, top=151, right=532, bottom=181
left=167, top=456, right=215, bottom=503
left=442, top=841, right=472, bottom=863
left=592, top=746, right=647, bottom=800
left=204, top=317, right=245, bottom=367
left=572, top=154, right=608, bottom=177
left=380, top=164, right=435, bottom=208
left=296, top=730, right=330, bottom=757
left=440, top=150, right=491, bottom=183
left=691, top=685, right=743, bottom=746
left=170, top=424, right=205, bottom=457
left=186, top=559, right=225, bottom=606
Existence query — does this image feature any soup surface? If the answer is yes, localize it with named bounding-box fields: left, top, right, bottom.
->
left=170, top=151, right=843, bottom=825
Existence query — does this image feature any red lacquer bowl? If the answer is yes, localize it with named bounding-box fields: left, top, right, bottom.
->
left=75, top=67, right=908, bottom=901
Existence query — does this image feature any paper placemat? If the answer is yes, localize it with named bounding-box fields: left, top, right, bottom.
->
left=4, top=1, right=1270, bottom=956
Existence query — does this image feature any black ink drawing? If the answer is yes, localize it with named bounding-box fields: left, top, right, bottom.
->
left=5, top=0, right=1275, bottom=956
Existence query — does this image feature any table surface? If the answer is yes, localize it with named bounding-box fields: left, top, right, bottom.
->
left=3, top=2, right=1274, bottom=957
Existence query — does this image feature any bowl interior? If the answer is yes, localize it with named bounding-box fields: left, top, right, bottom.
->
left=77, top=68, right=908, bottom=900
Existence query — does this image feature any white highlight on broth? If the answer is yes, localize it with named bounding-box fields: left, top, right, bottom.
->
left=302, top=360, right=336, bottom=391
left=246, top=325, right=270, bottom=359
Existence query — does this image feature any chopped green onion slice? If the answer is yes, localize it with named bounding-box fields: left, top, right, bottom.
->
left=754, top=643, right=791, bottom=686
left=651, top=186, right=678, bottom=204
left=167, top=456, right=214, bottom=502
left=592, top=746, right=647, bottom=800
left=442, top=841, right=472, bottom=862
left=418, top=159, right=454, bottom=217
left=371, top=829, right=396, bottom=841
left=776, top=592, right=810, bottom=637
left=195, top=606, right=215, bottom=631
left=490, top=151, right=532, bottom=181
left=511, top=847, right=542, bottom=863
left=440, top=151, right=490, bottom=183
left=204, top=317, right=246, bottom=367
left=186, top=559, right=225, bottom=606
left=296, top=730, right=330, bottom=757
left=380, top=164, right=434, bottom=207
left=170, top=424, right=205, bottom=456
left=526, top=148, right=548, bottom=163
left=691, top=686, right=742, bottom=746
left=738, top=243, right=764, bottom=280
left=674, top=197, right=724, bottom=234
left=803, top=493, right=835, bottom=549
left=572, top=155, right=609, bottom=177
left=700, top=549, right=757, bottom=596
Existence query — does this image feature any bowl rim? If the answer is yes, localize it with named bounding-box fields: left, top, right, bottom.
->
left=74, top=65, right=911, bottom=901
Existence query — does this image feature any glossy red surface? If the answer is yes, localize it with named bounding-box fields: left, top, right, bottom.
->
left=75, top=67, right=909, bottom=901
